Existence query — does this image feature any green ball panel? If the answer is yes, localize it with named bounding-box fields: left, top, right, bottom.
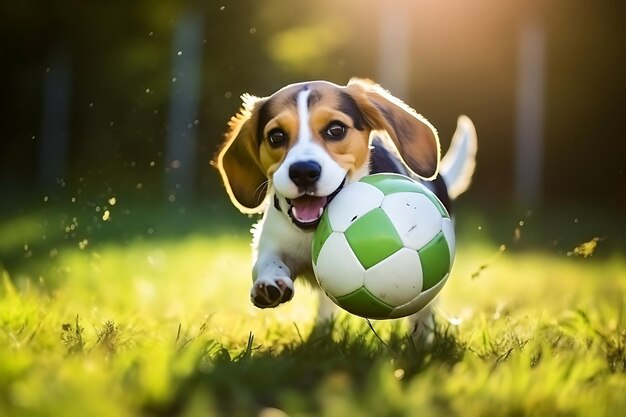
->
left=312, top=211, right=333, bottom=265
left=358, top=173, right=420, bottom=196
left=344, top=208, right=404, bottom=269
left=336, top=286, right=394, bottom=319
left=418, top=232, right=451, bottom=291
left=442, top=218, right=456, bottom=266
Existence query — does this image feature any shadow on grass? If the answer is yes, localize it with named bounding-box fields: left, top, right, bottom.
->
left=454, top=201, right=626, bottom=258
left=148, top=320, right=465, bottom=417
left=3, top=198, right=625, bottom=281
left=0, top=200, right=254, bottom=275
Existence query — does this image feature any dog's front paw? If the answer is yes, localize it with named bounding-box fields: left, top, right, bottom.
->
left=250, top=276, right=294, bottom=308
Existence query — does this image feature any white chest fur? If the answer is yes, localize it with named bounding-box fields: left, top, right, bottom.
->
left=251, top=195, right=317, bottom=285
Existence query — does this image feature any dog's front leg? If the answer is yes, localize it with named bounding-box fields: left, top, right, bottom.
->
left=250, top=252, right=295, bottom=308
left=248, top=203, right=302, bottom=309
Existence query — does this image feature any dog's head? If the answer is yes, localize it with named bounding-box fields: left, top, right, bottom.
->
left=214, top=78, right=441, bottom=229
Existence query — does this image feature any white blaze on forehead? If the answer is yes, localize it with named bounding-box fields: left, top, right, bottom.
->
left=296, top=87, right=312, bottom=144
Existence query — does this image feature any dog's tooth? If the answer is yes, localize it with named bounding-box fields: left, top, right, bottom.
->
left=292, top=206, right=298, bottom=219
left=318, top=207, right=323, bottom=217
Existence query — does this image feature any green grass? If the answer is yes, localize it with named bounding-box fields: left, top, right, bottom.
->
left=1, top=203, right=625, bottom=417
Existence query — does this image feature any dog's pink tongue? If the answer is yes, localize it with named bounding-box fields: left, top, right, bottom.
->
left=291, top=196, right=328, bottom=223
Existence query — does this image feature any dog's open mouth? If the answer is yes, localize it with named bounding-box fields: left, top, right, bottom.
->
left=287, top=178, right=345, bottom=229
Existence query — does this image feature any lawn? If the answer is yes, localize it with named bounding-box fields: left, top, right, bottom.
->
left=0, top=201, right=625, bottom=417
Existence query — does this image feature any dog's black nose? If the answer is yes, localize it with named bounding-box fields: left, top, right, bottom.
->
left=289, top=160, right=321, bottom=189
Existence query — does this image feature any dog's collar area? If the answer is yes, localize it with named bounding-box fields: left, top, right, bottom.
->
left=282, top=177, right=346, bottom=230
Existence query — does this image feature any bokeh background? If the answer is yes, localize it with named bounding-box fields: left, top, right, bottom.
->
left=1, top=0, right=624, bottom=251
left=1, top=3, right=625, bottom=415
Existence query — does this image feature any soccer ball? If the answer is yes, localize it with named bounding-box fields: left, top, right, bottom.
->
left=311, top=173, right=455, bottom=319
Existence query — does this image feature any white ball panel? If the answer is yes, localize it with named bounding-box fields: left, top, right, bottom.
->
left=387, top=274, right=449, bottom=319
left=363, top=248, right=423, bottom=307
left=327, top=182, right=384, bottom=232
left=381, top=192, right=442, bottom=250
left=442, top=218, right=456, bottom=266
left=313, top=232, right=365, bottom=297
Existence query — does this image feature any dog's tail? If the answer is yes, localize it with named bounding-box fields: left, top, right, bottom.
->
left=440, top=115, right=478, bottom=200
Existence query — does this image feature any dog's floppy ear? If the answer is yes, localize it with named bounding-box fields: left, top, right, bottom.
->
left=213, top=94, right=268, bottom=214
left=346, top=78, right=440, bottom=180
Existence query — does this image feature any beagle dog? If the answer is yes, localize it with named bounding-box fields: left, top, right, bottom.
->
left=215, top=78, right=477, bottom=327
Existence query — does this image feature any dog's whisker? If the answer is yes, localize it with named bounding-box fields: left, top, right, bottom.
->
left=254, top=180, right=271, bottom=205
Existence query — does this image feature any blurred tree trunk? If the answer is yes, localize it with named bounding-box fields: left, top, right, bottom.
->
left=377, top=0, right=410, bottom=98
left=514, top=14, right=545, bottom=206
left=39, top=43, right=72, bottom=190
left=165, top=10, right=204, bottom=203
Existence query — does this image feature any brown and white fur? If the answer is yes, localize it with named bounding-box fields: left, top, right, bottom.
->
left=214, top=78, right=477, bottom=332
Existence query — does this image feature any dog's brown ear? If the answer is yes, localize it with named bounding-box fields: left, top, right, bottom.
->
left=346, top=78, right=440, bottom=180
left=213, top=94, right=268, bottom=214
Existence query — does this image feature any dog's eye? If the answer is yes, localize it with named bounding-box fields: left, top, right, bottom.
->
left=324, top=122, right=347, bottom=140
left=267, top=129, right=287, bottom=147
